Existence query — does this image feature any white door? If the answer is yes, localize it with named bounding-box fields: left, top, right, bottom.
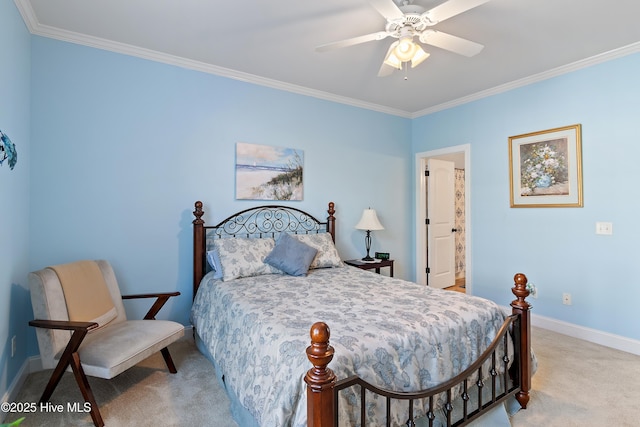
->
left=427, top=159, right=455, bottom=289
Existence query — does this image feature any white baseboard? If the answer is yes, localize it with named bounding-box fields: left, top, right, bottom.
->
left=500, top=305, right=640, bottom=355
left=0, top=355, right=40, bottom=423
left=531, top=313, right=640, bottom=356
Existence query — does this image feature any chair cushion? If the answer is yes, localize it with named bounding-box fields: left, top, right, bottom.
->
left=49, top=260, right=117, bottom=329
left=67, top=320, right=184, bottom=379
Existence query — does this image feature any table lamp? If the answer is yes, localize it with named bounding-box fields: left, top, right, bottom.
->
left=355, top=208, right=384, bottom=261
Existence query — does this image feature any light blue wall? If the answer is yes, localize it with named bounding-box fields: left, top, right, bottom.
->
left=8, top=6, right=640, bottom=389
left=412, top=52, right=640, bottom=340
left=0, top=0, right=31, bottom=403
left=29, top=37, right=413, bottom=328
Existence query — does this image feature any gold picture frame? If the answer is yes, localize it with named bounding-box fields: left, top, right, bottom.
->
left=509, top=124, right=583, bottom=208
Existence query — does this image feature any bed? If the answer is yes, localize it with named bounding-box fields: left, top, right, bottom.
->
left=191, top=201, right=532, bottom=427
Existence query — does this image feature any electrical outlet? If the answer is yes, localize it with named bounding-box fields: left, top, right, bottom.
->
left=562, top=293, right=572, bottom=305
left=11, top=335, right=16, bottom=358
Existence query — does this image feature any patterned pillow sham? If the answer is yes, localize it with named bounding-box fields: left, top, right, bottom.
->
left=213, top=237, right=281, bottom=281
left=292, top=233, right=343, bottom=269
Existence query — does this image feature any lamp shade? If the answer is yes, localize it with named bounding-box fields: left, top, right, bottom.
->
left=383, top=39, right=430, bottom=70
left=355, top=209, right=384, bottom=231
left=394, top=37, right=418, bottom=62
left=410, top=46, right=430, bottom=68
left=383, top=41, right=402, bottom=69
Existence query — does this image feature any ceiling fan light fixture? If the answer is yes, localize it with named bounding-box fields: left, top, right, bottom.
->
left=383, top=41, right=403, bottom=69
left=383, top=39, right=429, bottom=71
left=318, top=0, right=489, bottom=77
left=394, top=36, right=418, bottom=61
left=410, top=45, right=430, bottom=68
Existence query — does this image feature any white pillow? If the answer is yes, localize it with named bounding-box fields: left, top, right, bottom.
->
left=292, top=233, right=343, bottom=269
left=213, top=237, right=281, bottom=281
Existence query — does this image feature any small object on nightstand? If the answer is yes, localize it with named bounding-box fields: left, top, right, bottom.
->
left=344, top=259, right=394, bottom=277
left=375, top=252, right=390, bottom=260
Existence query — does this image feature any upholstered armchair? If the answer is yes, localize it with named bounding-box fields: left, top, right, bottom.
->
left=29, top=260, right=184, bottom=427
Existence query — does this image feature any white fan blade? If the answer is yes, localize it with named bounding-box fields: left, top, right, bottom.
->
left=425, top=0, right=491, bottom=23
left=377, top=62, right=396, bottom=77
left=419, top=30, right=484, bottom=57
left=316, top=31, right=390, bottom=52
left=368, top=0, right=405, bottom=20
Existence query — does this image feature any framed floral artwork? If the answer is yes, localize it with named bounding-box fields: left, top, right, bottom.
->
left=509, top=124, right=583, bottom=208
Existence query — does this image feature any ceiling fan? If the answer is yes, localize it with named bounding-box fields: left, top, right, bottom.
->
left=316, top=0, right=490, bottom=76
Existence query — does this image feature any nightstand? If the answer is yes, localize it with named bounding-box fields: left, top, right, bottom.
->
left=344, top=259, right=394, bottom=277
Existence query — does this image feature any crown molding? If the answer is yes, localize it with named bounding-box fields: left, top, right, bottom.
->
left=15, top=0, right=640, bottom=120
left=411, top=41, right=640, bottom=118
left=14, top=1, right=412, bottom=118
left=14, top=0, right=37, bottom=31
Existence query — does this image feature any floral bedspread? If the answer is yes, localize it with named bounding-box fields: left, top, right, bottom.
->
left=191, top=266, right=511, bottom=427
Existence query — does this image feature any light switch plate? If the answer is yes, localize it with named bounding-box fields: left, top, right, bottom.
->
left=595, top=222, right=613, bottom=235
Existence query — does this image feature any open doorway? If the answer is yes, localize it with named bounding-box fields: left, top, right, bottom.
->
left=415, top=144, right=471, bottom=293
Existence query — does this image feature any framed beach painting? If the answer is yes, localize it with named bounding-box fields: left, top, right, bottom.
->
left=236, top=142, right=304, bottom=201
left=509, top=124, right=583, bottom=208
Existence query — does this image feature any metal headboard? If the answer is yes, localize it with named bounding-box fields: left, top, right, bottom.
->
left=192, top=201, right=336, bottom=298
left=207, top=205, right=329, bottom=239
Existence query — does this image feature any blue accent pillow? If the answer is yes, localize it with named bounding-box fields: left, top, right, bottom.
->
left=264, top=233, right=318, bottom=276
left=206, top=249, right=224, bottom=280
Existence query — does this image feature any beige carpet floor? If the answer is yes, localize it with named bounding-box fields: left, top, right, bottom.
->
left=510, top=327, right=640, bottom=426
left=4, top=327, right=640, bottom=426
left=2, top=335, right=237, bottom=427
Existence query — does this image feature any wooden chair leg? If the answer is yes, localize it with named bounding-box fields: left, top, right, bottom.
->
left=70, top=352, right=104, bottom=427
left=160, top=347, right=177, bottom=373
left=39, top=354, right=71, bottom=404
left=36, top=327, right=104, bottom=427
left=39, top=328, right=88, bottom=403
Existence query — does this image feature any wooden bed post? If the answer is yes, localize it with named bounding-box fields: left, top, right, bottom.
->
left=511, top=273, right=531, bottom=409
left=193, top=201, right=205, bottom=301
left=327, top=202, right=336, bottom=242
left=305, top=322, right=336, bottom=427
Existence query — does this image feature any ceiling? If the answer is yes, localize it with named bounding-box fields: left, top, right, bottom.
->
left=16, top=0, right=640, bottom=118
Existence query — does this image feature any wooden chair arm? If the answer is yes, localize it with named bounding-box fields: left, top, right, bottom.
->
left=121, top=291, right=181, bottom=320
left=29, top=319, right=99, bottom=332
left=29, top=317, right=100, bottom=422
left=121, top=291, right=180, bottom=300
